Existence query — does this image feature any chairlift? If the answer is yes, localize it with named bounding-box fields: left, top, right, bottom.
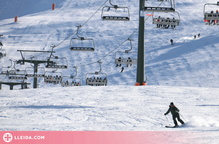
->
left=86, top=61, right=107, bottom=86
left=101, top=0, right=130, bottom=21
left=61, top=76, right=82, bottom=87
left=145, top=0, right=170, bottom=1
left=8, top=70, right=27, bottom=80
left=44, top=71, right=62, bottom=84
left=61, top=66, right=82, bottom=87
left=204, top=2, right=219, bottom=25
left=0, top=49, right=6, bottom=59
left=0, top=39, right=6, bottom=59
left=25, top=67, right=45, bottom=78
left=115, top=39, right=137, bottom=67
left=144, top=0, right=175, bottom=13
left=46, top=56, right=68, bottom=69
left=152, top=11, right=180, bottom=29
left=0, top=59, right=22, bottom=77
left=70, top=25, right=95, bottom=51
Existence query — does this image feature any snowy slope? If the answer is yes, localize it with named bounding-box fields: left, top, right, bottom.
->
left=1, top=0, right=219, bottom=87
left=1, top=86, right=219, bottom=143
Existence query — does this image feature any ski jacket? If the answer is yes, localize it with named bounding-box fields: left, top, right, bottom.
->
left=165, top=106, right=179, bottom=116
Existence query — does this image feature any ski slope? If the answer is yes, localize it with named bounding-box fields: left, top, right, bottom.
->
left=1, top=0, right=219, bottom=143
left=1, top=0, right=219, bottom=87
left=1, top=86, right=219, bottom=143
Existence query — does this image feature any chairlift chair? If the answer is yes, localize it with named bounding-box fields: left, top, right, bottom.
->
left=115, top=39, right=137, bottom=67
left=8, top=70, right=27, bottom=81
left=86, top=72, right=107, bottom=86
left=101, top=0, right=130, bottom=21
left=145, top=0, right=170, bottom=2
left=61, top=76, right=82, bottom=87
left=86, top=61, right=107, bottom=86
left=204, top=2, right=219, bottom=25
left=0, top=48, right=6, bottom=59
left=70, top=25, right=95, bottom=51
left=44, top=71, right=63, bottom=84
left=115, top=51, right=137, bottom=67
left=144, top=0, right=175, bottom=13
left=152, top=11, right=180, bottom=29
left=46, top=56, right=68, bottom=69
left=25, top=67, right=45, bottom=78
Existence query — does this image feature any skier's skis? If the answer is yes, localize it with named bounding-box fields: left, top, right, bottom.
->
left=165, top=123, right=186, bottom=128
left=165, top=125, right=178, bottom=128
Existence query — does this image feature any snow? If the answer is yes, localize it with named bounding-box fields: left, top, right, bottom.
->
left=1, top=0, right=219, bottom=143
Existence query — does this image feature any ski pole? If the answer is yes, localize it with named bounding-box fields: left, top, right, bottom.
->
left=165, top=115, right=171, bottom=125
left=179, top=113, right=187, bottom=123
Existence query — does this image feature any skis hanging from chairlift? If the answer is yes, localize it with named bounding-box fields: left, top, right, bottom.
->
left=70, top=25, right=95, bottom=52
left=204, top=2, right=219, bottom=26
left=115, top=39, right=137, bottom=68
left=86, top=61, right=107, bottom=86
left=101, top=0, right=130, bottom=21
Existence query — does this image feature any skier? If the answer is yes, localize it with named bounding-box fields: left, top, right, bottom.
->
left=164, top=102, right=184, bottom=127
left=170, top=39, right=174, bottom=45
left=121, top=67, right=124, bottom=73
left=210, top=10, right=214, bottom=25
left=171, top=17, right=176, bottom=29
left=198, top=33, right=200, bottom=38
left=194, top=35, right=196, bottom=39
left=157, top=16, right=161, bottom=28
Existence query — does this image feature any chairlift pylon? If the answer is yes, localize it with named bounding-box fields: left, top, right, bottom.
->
left=70, top=25, right=95, bottom=51
left=144, top=0, right=175, bottom=13
left=204, top=2, right=219, bottom=25
left=86, top=61, right=107, bottom=86
left=101, top=0, right=130, bottom=21
left=115, top=39, right=137, bottom=67
left=152, top=11, right=180, bottom=29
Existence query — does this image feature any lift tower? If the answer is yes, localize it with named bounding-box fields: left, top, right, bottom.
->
left=136, top=0, right=146, bottom=86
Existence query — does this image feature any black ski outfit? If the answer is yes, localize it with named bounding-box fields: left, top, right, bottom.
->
left=170, top=39, right=173, bottom=45
left=164, top=102, right=184, bottom=126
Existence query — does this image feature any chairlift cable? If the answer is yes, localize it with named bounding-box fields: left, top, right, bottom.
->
left=31, top=0, right=108, bottom=59
left=82, top=0, right=108, bottom=27
left=76, top=2, right=163, bottom=69
left=55, top=0, right=108, bottom=48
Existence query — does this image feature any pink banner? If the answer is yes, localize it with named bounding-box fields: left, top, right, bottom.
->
left=0, top=131, right=203, bottom=144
